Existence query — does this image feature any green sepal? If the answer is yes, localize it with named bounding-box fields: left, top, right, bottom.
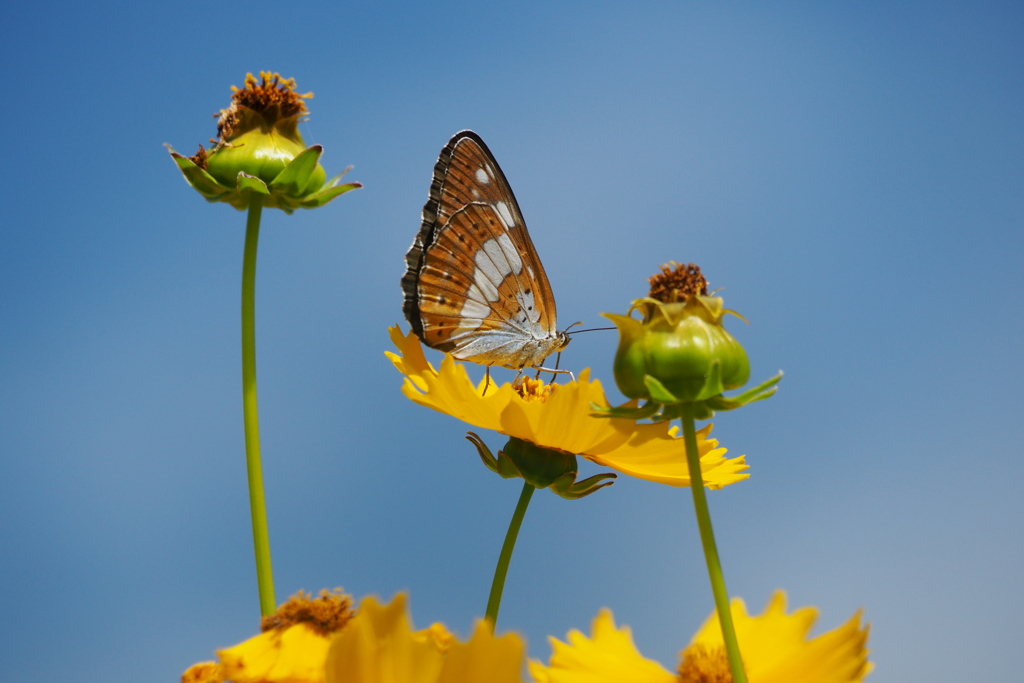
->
left=167, top=147, right=232, bottom=200
left=322, top=165, right=354, bottom=188
left=643, top=375, right=681, bottom=404
left=694, top=360, right=726, bottom=402
left=692, top=402, right=715, bottom=420
left=656, top=402, right=713, bottom=421
left=269, top=145, right=323, bottom=195
left=299, top=182, right=363, bottom=209
left=465, top=434, right=614, bottom=500
left=590, top=400, right=660, bottom=421
left=466, top=432, right=522, bottom=479
left=705, top=372, right=783, bottom=412
left=467, top=432, right=495, bottom=469
left=640, top=362, right=726, bottom=407
left=168, top=143, right=360, bottom=213
left=598, top=370, right=780, bottom=424
left=550, top=471, right=617, bottom=499
left=653, top=403, right=682, bottom=421
left=237, top=172, right=271, bottom=196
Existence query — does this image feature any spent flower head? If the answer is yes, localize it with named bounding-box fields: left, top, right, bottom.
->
left=600, top=263, right=781, bottom=422
left=167, top=72, right=360, bottom=213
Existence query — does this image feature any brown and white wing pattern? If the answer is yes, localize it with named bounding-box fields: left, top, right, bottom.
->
left=402, top=131, right=569, bottom=369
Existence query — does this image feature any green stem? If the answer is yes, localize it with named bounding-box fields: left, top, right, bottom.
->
left=485, top=481, right=535, bottom=627
left=242, top=201, right=276, bottom=616
left=680, top=404, right=747, bottom=683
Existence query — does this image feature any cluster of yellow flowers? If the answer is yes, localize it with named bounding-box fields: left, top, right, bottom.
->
left=184, top=590, right=869, bottom=683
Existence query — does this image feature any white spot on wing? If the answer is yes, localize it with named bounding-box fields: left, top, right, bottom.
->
left=481, top=234, right=524, bottom=276
left=473, top=249, right=503, bottom=290
left=516, top=289, right=540, bottom=323
left=470, top=273, right=499, bottom=303
left=475, top=168, right=490, bottom=184
left=494, top=201, right=516, bottom=230
left=458, top=298, right=489, bottom=324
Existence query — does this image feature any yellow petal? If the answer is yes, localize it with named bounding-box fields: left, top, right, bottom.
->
left=529, top=609, right=676, bottom=683
left=437, top=620, right=525, bottom=683
left=181, top=661, right=223, bottom=683
left=326, top=594, right=526, bottom=683
left=217, top=623, right=330, bottom=683
left=688, top=591, right=872, bottom=683
left=584, top=424, right=749, bottom=488
left=325, top=594, right=445, bottom=683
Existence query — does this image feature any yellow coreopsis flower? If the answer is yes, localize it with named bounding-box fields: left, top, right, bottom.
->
left=181, top=591, right=526, bottom=683
left=181, top=589, right=353, bottom=683
left=325, top=593, right=525, bottom=683
left=529, top=591, right=871, bottom=683
left=387, top=327, right=748, bottom=488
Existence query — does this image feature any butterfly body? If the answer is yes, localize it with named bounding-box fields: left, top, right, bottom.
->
left=402, top=131, right=569, bottom=370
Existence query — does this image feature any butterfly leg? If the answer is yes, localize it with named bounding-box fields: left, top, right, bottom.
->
left=533, top=367, right=576, bottom=383
left=545, top=350, right=564, bottom=383
left=482, top=366, right=492, bottom=396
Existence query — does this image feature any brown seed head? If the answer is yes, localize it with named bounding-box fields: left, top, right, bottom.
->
left=648, top=262, right=708, bottom=303
left=260, top=588, right=353, bottom=637
left=216, top=72, right=313, bottom=140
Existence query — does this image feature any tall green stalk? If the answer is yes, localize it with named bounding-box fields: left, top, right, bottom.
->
left=485, top=481, right=536, bottom=626
left=680, top=404, right=747, bottom=683
left=241, top=201, right=276, bottom=616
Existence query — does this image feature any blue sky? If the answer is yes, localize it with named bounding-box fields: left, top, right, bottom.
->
left=2, top=2, right=1022, bottom=681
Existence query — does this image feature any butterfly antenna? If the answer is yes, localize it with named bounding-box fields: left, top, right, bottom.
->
left=567, top=326, right=616, bottom=335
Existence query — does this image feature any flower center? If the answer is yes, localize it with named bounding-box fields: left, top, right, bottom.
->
left=677, top=643, right=733, bottom=683
left=215, top=71, right=313, bottom=141
left=648, top=262, right=708, bottom=303
left=513, top=376, right=555, bottom=402
left=260, top=589, right=353, bottom=637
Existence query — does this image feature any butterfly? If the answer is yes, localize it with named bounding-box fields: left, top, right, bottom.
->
left=402, top=130, right=570, bottom=370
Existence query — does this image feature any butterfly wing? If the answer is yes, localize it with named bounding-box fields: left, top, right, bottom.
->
left=402, top=131, right=566, bottom=369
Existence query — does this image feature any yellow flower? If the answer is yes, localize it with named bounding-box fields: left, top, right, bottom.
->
left=180, top=589, right=353, bottom=683
left=181, top=591, right=526, bottom=683
left=387, top=326, right=748, bottom=488
left=325, top=593, right=525, bottom=683
left=529, top=591, right=872, bottom=683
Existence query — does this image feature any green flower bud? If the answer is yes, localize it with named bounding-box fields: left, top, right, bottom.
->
left=606, top=293, right=750, bottom=403
left=607, top=263, right=762, bottom=405
left=167, top=72, right=360, bottom=213
left=596, top=263, right=781, bottom=421
left=205, top=106, right=324, bottom=189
